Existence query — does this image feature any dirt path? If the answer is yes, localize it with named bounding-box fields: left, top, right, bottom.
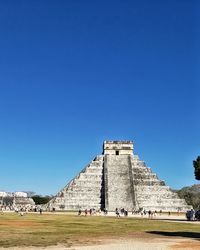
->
left=1, top=236, right=200, bottom=250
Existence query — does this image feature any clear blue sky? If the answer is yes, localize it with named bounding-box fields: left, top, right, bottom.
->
left=0, top=0, right=199, bottom=195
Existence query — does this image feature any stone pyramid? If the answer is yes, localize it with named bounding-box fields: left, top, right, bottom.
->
left=47, top=141, right=191, bottom=212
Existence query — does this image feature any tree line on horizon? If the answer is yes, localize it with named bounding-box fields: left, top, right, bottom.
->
left=177, top=156, right=200, bottom=210
left=193, top=156, right=200, bottom=181
left=24, top=192, right=52, bottom=205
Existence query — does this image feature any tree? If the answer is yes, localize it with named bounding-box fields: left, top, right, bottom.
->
left=193, top=156, right=200, bottom=180
left=176, top=184, right=200, bottom=209
left=32, top=195, right=52, bottom=205
left=23, top=191, right=36, bottom=197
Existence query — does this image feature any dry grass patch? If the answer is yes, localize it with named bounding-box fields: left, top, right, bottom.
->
left=0, top=213, right=200, bottom=248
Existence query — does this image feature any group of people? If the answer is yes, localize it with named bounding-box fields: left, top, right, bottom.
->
left=0, top=204, right=44, bottom=217
left=115, top=207, right=129, bottom=217
left=185, top=209, right=200, bottom=221
left=77, top=207, right=164, bottom=218
left=78, top=208, right=106, bottom=216
left=77, top=208, right=111, bottom=216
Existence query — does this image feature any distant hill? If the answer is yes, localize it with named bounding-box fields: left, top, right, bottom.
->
left=175, top=184, right=200, bottom=209
left=179, top=184, right=200, bottom=193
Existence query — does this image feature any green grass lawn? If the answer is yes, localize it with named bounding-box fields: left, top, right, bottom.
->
left=0, top=213, right=200, bottom=247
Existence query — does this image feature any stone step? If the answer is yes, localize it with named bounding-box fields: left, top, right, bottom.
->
left=137, top=192, right=179, bottom=200
left=135, top=185, right=170, bottom=191
left=78, top=176, right=102, bottom=180
left=63, top=197, right=101, bottom=202
left=84, top=169, right=103, bottom=173
left=134, top=179, right=165, bottom=185
left=137, top=198, right=188, bottom=204
left=64, top=190, right=101, bottom=195
left=138, top=206, right=191, bottom=212
left=132, top=167, right=152, bottom=172
left=133, top=173, right=158, bottom=180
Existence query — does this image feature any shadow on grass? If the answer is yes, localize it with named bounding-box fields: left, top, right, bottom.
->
left=153, top=218, right=187, bottom=222
left=147, top=231, right=200, bottom=240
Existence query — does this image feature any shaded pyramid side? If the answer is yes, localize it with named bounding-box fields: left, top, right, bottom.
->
left=131, top=155, right=192, bottom=212
left=47, top=155, right=104, bottom=210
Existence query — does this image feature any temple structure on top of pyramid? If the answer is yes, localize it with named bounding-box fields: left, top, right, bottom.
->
left=47, top=140, right=191, bottom=212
